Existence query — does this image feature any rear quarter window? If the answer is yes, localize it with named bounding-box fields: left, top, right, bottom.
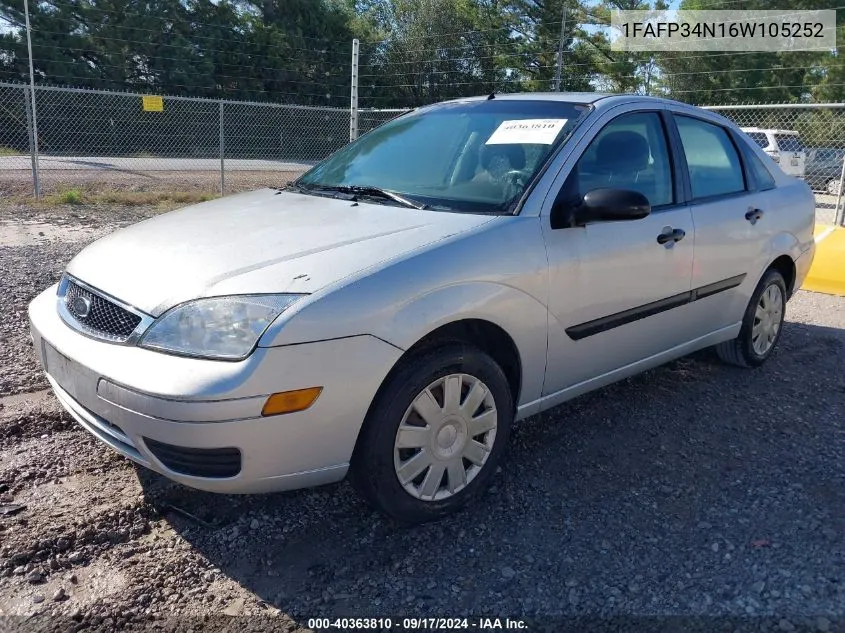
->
left=744, top=147, right=777, bottom=191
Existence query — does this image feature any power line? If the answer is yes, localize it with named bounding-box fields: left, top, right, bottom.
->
left=358, top=62, right=843, bottom=87
left=34, top=0, right=354, bottom=46
left=25, top=28, right=351, bottom=61
left=670, top=82, right=845, bottom=94
left=0, top=70, right=347, bottom=102
left=24, top=43, right=350, bottom=88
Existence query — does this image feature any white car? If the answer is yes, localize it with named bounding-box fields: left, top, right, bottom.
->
left=29, top=93, right=816, bottom=523
left=741, top=128, right=806, bottom=178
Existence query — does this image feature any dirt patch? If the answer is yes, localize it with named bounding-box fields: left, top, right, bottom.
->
left=0, top=220, right=108, bottom=248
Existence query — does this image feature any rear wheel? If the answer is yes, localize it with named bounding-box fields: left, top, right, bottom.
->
left=715, top=269, right=787, bottom=368
left=349, top=343, right=513, bottom=524
left=827, top=179, right=842, bottom=196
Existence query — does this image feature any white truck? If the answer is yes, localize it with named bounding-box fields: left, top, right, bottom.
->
left=741, top=128, right=806, bottom=178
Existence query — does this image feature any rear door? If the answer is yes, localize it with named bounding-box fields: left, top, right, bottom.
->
left=670, top=112, right=772, bottom=335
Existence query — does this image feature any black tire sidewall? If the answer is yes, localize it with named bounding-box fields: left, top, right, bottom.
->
left=351, top=343, right=513, bottom=523
left=738, top=270, right=787, bottom=367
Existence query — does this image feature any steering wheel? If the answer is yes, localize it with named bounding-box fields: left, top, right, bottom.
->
left=502, top=169, right=527, bottom=200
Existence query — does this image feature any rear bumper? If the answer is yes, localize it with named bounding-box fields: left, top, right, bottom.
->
left=29, top=284, right=403, bottom=494
left=794, top=241, right=816, bottom=293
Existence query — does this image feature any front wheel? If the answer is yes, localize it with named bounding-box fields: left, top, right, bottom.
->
left=715, top=269, right=787, bottom=368
left=349, top=344, right=513, bottom=524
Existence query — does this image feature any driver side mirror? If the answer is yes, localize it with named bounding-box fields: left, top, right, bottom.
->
left=550, top=188, right=651, bottom=230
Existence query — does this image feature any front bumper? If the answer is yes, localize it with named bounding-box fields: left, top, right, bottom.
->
left=28, top=284, right=403, bottom=493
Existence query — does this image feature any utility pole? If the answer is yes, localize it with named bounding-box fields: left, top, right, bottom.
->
left=553, top=2, right=567, bottom=92
left=23, top=0, right=40, bottom=198
left=350, top=38, right=359, bottom=142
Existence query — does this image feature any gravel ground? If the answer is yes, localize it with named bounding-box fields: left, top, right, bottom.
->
left=0, top=203, right=843, bottom=633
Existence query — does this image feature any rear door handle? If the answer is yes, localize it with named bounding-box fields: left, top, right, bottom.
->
left=745, top=208, right=764, bottom=223
left=657, top=228, right=686, bottom=245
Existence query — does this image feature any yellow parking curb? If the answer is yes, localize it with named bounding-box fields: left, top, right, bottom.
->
left=803, top=225, right=845, bottom=296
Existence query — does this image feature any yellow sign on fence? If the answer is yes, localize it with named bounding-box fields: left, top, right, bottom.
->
left=142, top=95, right=164, bottom=112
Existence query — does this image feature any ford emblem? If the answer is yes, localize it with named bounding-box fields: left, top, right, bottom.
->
left=70, top=295, right=92, bottom=318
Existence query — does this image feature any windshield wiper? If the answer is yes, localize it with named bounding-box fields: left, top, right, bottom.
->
left=307, top=184, right=428, bottom=210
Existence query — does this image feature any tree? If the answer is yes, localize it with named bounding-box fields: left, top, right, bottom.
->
left=655, top=0, right=842, bottom=105
left=503, top=0, right=598, bottom=93
left=590, top=0, right=669, bottom=95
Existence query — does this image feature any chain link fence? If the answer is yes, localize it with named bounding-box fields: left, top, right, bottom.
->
left=704, top=103, right=845, bottom=226
left=0, top=83, right=33, bottom=176
left=359, top=108, right=411, bottom=135
left=0, top=82, right=408, bottom=198
left=2, top=81, right=844, bottom=225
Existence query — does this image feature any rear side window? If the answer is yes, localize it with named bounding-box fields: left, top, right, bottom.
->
left=746, top=132, right=770, bottom=149
left=676, top=116, right=746, bottom=199
left=775, top=135, right=805, bottom=152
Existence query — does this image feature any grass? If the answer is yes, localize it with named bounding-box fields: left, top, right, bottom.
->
left=19, top=189, right=219, bottom=209
left=0, top=146, right=22, bottom=156
left=59, top=189, right=83, bottom=205
left=93, top=190, right=218, bottom=206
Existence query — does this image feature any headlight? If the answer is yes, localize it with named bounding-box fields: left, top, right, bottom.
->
left=138, top=294, right=305, bottom=360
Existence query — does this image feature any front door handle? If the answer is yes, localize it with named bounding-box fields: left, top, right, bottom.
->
left=657, top=228, right=686, bottom=245
left=745, top=208, right=764, bottom=223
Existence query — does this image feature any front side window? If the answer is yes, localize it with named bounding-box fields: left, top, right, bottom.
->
left=570, top=111, right=674, bottom=207
left=676, top=116, right=746, bottom=199
left=297, top=100, right=590, bottom=214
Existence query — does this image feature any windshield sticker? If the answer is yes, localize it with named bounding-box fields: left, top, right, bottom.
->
left=485, top=118, right=568, bottom=145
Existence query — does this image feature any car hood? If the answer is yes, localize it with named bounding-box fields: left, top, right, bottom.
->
left=66, top=188, right=493, bottom=316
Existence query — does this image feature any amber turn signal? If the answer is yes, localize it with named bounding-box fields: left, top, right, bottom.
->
left=261, top=387, right=323, bottom=416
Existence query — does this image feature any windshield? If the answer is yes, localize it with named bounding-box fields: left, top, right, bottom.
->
left=296, top=99, right=590, bottom=213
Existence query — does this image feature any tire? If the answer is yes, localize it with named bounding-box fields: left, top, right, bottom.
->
left=715, top=269, right=787, bottom=368
left=349, top=343, right=513, bottom=524
left=828, top=179, right=842, bottom=196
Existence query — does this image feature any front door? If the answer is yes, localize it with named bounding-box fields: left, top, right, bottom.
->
left=541, top=108, right=697, bottom=396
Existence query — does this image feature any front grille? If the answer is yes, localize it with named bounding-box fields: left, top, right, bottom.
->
left=64, top=279, right=142, bottom=341
left=143, top=438, right=242, bottom=478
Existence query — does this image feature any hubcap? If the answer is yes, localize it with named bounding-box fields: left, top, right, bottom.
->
left=751, top=283, right=784, bottom=356
left=393, top=373, right=497, bottom=501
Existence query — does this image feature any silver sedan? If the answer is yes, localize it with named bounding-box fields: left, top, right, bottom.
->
left=28, top=93, right=816, bottom=523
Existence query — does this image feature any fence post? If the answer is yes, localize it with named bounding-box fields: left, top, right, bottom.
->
left=219, top=101, right=225, bottom=196
left=23, top=0, right=40, bottom=198
left=23, top=85, right=40, bottom=198
left=350, top=38, right=359, bottom=142
left=836, top=154, right=845, bottom=227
